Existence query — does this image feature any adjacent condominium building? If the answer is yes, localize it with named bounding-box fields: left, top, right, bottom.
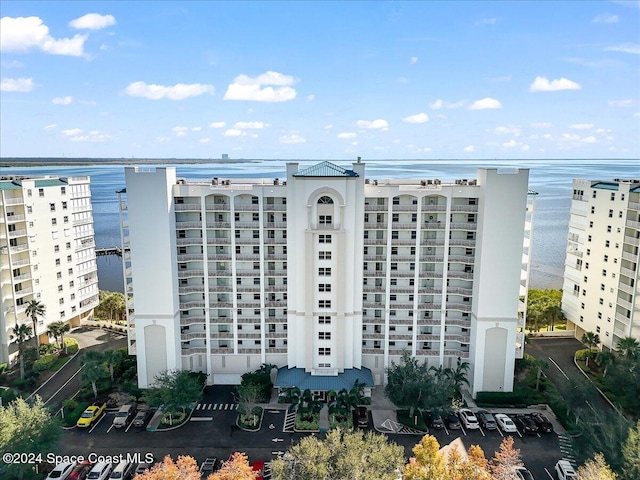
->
left=562, top=178, right=640, bottom=350
left=120, top=162, right=532, bottom=396
left=0, top=176, right=99, bottom=365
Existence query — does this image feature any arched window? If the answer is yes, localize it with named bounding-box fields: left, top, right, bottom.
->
left=318, top=196, right=334, bottom=204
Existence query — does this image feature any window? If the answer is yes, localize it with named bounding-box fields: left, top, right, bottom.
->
left=391, top=262, right=398, bottom=270
left=62, top=201, right=67, bottom=210
left=55, top=258, right=61, bottom=266
left=251, top=197, right=259, bottom=205
left=54, top=245, right=60, bottom=253
left=252, top=213, right=259, bottom=221
left=588, top=235, right=592, bottom=242
left=607, top=225, right=612, bottom=233
left=39, top=188, right=44, bottom=197
left=604, top=255, right=608, bottom=262
left=66, top=242, right=71, bottom=249
left=319, top=234, right=332, bottom=244
left=599, top=298, right=604, bottom=305
left=69, top=281, right=74, bottom=288
left=319, top=215, right=332, bottom=225
left=592, top=191, right=597, bottom=198
left=608, top=209, right=613, bottom=218
left=610, top=193, right=615, bottom=201
left=589, top=221, right=593, bottom=228
left=318, top=300, right=331, bottom=308
left=318, top=348, right=331, bottom=356
left=600, top=284, right=605, bottom=291
left=318, top=284, right=331, bottom=292
left=58, top=285, right=63, bottom=292
left=319, top=251, right=332, bottom=260
left=319, top=267, right=331, bottom=276
left=392, top=230, right=398, bottom=240
left=318, top=196, right=333, bottom=204
left=253, top=230, right=259, bottom=239
left=52, top=218, right=57, bottom=226
left=602, top=269, right=607, bottom=276
left=319, top=316, right=331, bottom=324
left=67, top=255, right=72, bottom=262
left=318, top=332, right=331, bottom=340
left=605, top=240, right=610, bottom=247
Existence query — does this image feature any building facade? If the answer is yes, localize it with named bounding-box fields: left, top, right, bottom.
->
left=0, top=176, right=99, bottom=364
left=120, top=162, right=532, bottom=396
left=562, top=178, right=640, bottom=350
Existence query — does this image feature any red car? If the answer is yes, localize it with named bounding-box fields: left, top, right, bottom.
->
left=251, top=460, right=265, bottom=480
left=67, top=461, right=93, bottom=480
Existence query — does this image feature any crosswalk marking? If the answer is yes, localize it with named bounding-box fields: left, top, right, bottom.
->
left=195, top=403, right=238, bottom=412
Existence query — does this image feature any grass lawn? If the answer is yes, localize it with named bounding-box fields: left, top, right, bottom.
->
left=51, top=356, right=71, bottom=372
left=396, top=409, right=428, bottom=431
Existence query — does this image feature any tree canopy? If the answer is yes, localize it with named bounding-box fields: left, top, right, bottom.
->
left=0, top=396, right=61, bottom=479
left=526, top=288, right=563, bottom=332
left=270, top=428, right=405, bottom=480
left=575, top=453, right=617, bottom=480
left=134, top=455, right=200, bottom=480
left=623, top=420, right=640, bottom=479
left=144, top=370, right=203, bottom=413
left=207, top=452, right=257, bottom=480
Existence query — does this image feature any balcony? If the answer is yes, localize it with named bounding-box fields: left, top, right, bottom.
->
left=182, top=332, right=207, bottom=341
left=628, top=201, right=640, bottom=211
left=206, top=237, right=231, bottom=245
left=73, top=217, right=93, bottom=226
left=175, top=203, right=201, bottom=211
left=264, top=284, right=287, bottom=292
left=445, top=334, right=471, bottom=343
left=420, top=303, right=442, bottom=310
left=178, top=269, right=205, bottom=278
left=422, top=204, right=447, bottom=212
left=209, top=285, right=233, bottom=292
left=364, top=204, right=388, bottom=211
left=182, top=347, right=207, bottom=355
left=447, top=271, right=474, bottom=279
left=626, top=219, right=640, bottom=230
left=624, top=236, right=639, bottom=247
left=177, top=253, right=204, bottom=262
left=205, top=203, right=230, bottom=211
left=423, top=222, right=445, bottom=230
left=449, top=239, right=476, bottom=247
left=363, top=301, right=385, bottom=308
left=179, top=301, right=206, bottom=309
left=446, top=303, right=472, bottom=312
left=263, top=204, right=287, bottom=211
left=12, top=272, right=31, bottom=282
left=209, top=269, right=231, bottom=277
left=175, top=221, right=202, bottom=229
left=265, top=269, right=287, bottom=277
left=178, top=285, right=205, bottom=294
left=235, top=237, right=261, bottom=244
left=9, top=244, right=29, bottom=254
left=618, top=282, right=636, bottom=295
left=620, top=267, right=638, bottom=279
left=390, top=255, right=415, bottom=262
left=3, top=197, right=24, bottom=206
left=206, top=222, right=231, bottom=229
left=419, top=255, right=445, bottom=262
left=364, top=223, right=387, bottom=229
left=450, top=223, right=477, bottom=230
left=391, top=205, right=417, bottom=212
left=6, top=214, right=25, bottom=223
left=622, top=251, right=639, bottom=262
left=446, top=287, right=472, bottom=295
left=235, top=222, right=259, bottom=229
left=263, top=222, right=287, bottom=229
left=177, top=237, right=204, bottom=246
left=391, top=223, right=417, bottom=229
left=234, top=204, right=259, bottom=211
left=8, top=229, right=27, bottom=238
left=180, top=317, right=206, bottom=326
left=363, top=238, right=387, bottom=245
left=451, top=205, right=478, bottom=212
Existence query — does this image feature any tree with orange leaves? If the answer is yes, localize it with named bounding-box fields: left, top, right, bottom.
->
left=134, top=455, right=200, bottom=480
left=489, top=436, right=524, bottom=480
left=207, top=452, right=257, bottom=480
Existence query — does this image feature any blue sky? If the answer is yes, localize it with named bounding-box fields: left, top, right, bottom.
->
left=1, top=1, right=639, bottom=159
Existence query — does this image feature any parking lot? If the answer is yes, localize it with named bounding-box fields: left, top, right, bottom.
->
left=56, top=385, right=571, bottom=479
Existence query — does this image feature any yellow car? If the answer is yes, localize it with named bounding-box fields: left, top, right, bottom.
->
left=76, top=403, right=106, bottom=428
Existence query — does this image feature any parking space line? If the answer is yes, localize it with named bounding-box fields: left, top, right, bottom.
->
left=548, top=356, right=570, bottom=380
left=107, top=423, right=114, bottom=434
left=88, top=412, right=107, bottom=434
left=443, top=425, right=450, bottom=436
left=497, top=427, right=504, bottom=437
left=544, top=468, right=554, bottom=479
left=479, top=426, right=486, bottom=437
left=460, top=425, right=467, bottom=436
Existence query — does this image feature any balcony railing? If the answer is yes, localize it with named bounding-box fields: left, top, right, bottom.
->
left=204, top=203, right=230, bottom=211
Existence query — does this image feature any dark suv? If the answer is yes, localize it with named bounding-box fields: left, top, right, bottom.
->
left=530, top=412, right=553, bottom=433
left=476, top=409, right=497, bottom=430
left=424, top=411, right=444, bottom=430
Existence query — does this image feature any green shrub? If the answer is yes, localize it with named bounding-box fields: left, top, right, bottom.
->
left=63, top=399, right=78, bottom=411
left=160, top=410, right=186, bottom=426
left=63, top=401, right=90, bottom=427
left=33, top=353, right=58, bottom=372
left=39, top=343, right=57, bottom=355
left=0, top=363, right=7, bottom=374
left=1, top=387, right=17, bottom=405
left=397, top=409, right=427, bottom=431
left=475, top=391, right=528, bottom=407
left=574, top=349, right=593, bottom=361
left=64, top=337, right=79, bottom=354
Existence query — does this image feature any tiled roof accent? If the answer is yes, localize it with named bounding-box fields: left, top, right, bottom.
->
left=274, top=366, right=374, bottom=390
left=0, top=181, right=21, bottom=190
left=591, top=181, right=619, bottom=191
left=293, top=161, right=359, bottom=177
left=34, top=178, right=68, bottom=188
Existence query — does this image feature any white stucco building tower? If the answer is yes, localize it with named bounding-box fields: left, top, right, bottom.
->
left=0, top=176, right=99, bottom=365
left=562, top=179, right=640, bottom=350
left=120, top=162, right=531, bottom=396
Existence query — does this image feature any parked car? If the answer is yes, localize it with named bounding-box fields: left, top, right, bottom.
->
left=109, top=461, right=134, bottom=479
left=476, top=409, right=497, bottom=430
left=132, top=407, right=152, bottom=428
left=445, top=412, right=461, bottom=429
left=424, top=411, right=444, bottom=430
left=112, top=404, right=136, bottom=428
left=530, top=412, right=554, bottom=433
left=495, top=413, right=518, bottom=433
left=199, top=458, right=222, bottom=476
left=46, top=462, right=77, bottom=480
left=251, top=460, right=265, bottom=480
left=555, top=459, right=576, bottom=480
left=514, top=466, right=535, bottom=480
left=357, top=406, right=369, bottom=428
left=76, top=403, right=106, bottom=428
left=87, top=462, right=112, bottom=480
left=458, top=408, right=480, bottom=429
left=67, top=461, right=93, bottom=480
left=134, top=464, right=151, bottom=476
left=514, top=414, right=538, bottom=434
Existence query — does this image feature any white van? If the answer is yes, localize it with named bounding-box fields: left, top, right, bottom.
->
left=555, top=459, right=576, bottom=480
left=87, top=462, right=112, bottom=480
left=109, top=461, right=133, bottom=479
left=112, top=404, right=135, bottom=428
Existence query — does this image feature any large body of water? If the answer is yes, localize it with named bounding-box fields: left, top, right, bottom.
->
left=5, top=159, right=638, bottom=293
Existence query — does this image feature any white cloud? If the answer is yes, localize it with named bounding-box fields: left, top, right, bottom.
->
left=0, top=16, right=87, bottom=56
left=44, top=124, right=57, bottom=130
left=172, top=126, right=189, bottom=137
left=191, top=126, right=202, bottom=132
left=402, top=113, right=429, bottom=124
left=463, top=145, right=475, bottom=152
left=69, top=13, right=116, bottom=30
left=337, top=132, right=357, bottom=139
left=306, top=94, right=315, bottom=101
left=430, top=98, right=465, bottom=110
left=224, top=71, right=297, bottom=102
left=581, top=136, right=597, bottom=143
left=410, top=56, right=418, bottom=64
left=570, top=123, right=593, bottom=130
left=224, top=129, right=245, bottom=137
left=199, top=138, right=211, bottom=144
left=209, top=121, right=226, bottom=128
left=494, top=126, right=521, bottom=135
left=561, top=133, right=581, bottom=141
left=62, top=128, right=83, bottom=136
left=531, top=122, right=552, bottom=128
left=52, top=96, right=73, bottom=105
left=503, top=139, right=519, bottom=148
left=608, top=99, right=637, bottom=107
left=604, top=43, right=640, bottom=54
left=476, top=18, right=497, bottom=25
left=357, top=119, right=389, bottom=130
left=280, top=134, right=306, bottom=144
left=530, top=76, right=581, bottom=92
left=324, top=124, right=333, bottom=130
left=592, top=13, right=619, bottom=23
left=595, top=128, right=612, bottom=134
left=233, top=121, right=267, bottom=129
left=1, top=59, right=23, bottom=69
left=521, top=145, right=531, bottom=151
left=634, top=112, right=640, bottom=118
left=351, top=141, right=358, bottom=146
left=125, top=81, right=214, bottom=100
left=542, top=133, right=553, bottom=140
left=468, top=97, right=502, bottom=110
left=0, top=77, right=33, bottom=92
left=68, top=129, right=111, bottom=142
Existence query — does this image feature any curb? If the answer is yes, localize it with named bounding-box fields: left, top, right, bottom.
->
left=572, top=355, right=623, bottom=416
left=237, top=406, right=265, bottom=432
left=26, top=350, right=81, bottom=402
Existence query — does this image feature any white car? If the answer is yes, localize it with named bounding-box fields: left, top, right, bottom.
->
left=555, top=459, right=576, bottom=480
left=514, top=466, right=535, bottom=480
left=495, top=413, right=518, bottom=433
left=87, top=462, right=112, bottom=480
left=46, top=462, right=77, bottom=480
left=458, top=408, right=480, bottom=429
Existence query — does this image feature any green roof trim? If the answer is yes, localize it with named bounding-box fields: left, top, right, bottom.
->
left=0, top=181, right=21, bottom=190
left=591, top=181, right=619, bottom=191
left=34, top=178, right=68, bottom=188
left=293, top=161, right=359, bottom=177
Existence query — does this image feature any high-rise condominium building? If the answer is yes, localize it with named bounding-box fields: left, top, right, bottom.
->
left=562, top=178, right=640, bottom=349
left=0, top=176, right=99, bottom=364
left=120, top=162, right=533, bottom=396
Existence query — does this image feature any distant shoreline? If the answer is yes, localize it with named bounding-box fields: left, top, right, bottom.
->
left=0, top=158, right=259, bottom=167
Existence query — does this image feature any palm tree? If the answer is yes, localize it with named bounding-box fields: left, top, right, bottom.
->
left=617, top=337, right=640, bottom=360
left=545, top=305, right=565, bottom=332
left=581, top=331, right=600, bottom=367
left=47, top=321, right=71, bottom=354
left=11, top=322, right=33, bottom=380
left=595, top=351, right=615, bottom=376
left=81, top=351, right=108, bottom=398
left=102, top=349, right=123, bottom=382
left=450, top=358, right=471, bottom=397
left=25, top=300, right=45, bottom=358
